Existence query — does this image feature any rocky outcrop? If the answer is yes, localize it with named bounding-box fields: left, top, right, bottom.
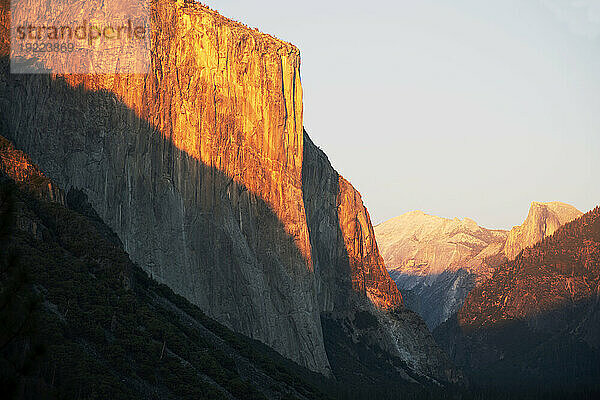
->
left=0, top=135, right=64, bottom=204
left=504, top=201, right=583, bottom=260
left=374, top=211, right=508, bottom=328
left=302, top=136, right=402, bottom=312
left=0, top=0, right=459, bottom=384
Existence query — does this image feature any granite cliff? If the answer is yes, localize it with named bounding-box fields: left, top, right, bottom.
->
left=0, top=0, right=459, bottom=385
left=302, top=134, right=459, bottom=384
left=2, top=0, right=327, bottom=374
left=0, top=135, right=345, bottom=400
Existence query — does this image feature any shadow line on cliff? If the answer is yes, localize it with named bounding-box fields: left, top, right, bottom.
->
left=0, top=54, right=337, bottom=371
left=301, top=132, right=354, bottom=312
left=1, top=49, right=412, bottom=381
left=302, top=131, right=403, bottom=313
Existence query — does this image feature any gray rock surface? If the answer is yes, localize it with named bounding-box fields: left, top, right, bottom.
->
left=303, top=134, right=462, bottom=384
left=0, top=0, right=462, bottom=384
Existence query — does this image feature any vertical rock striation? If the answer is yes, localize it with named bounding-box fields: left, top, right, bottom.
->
left=302, top=134, right=460, bottom=384
left=337, top=176, right=403, bottom=309
left=1, top=0, right=327, bottom=374
left=302, top=132, right=402, bottom=313
left=0, top=0, right=460, bottom=383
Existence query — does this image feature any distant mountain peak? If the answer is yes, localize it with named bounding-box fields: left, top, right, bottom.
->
left=528, top=200, right=580, bottom=214
left=374, top=212, right=507, bottom=276
left=374, top=211, right=508, bottom=328
left=407, top=210, right=427, bottom=216
left=374, top=202, right=584, bottom=329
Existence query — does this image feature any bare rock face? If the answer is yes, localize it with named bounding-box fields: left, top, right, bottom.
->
left=504, top=201, right=583, bottom=260
left=374, top=211, right=508, bottom=328
left=1, top=0, right=326, bottom=374
left=301, top=131, right=403, bottom=314
left=336, top=175, right=403, bottom=309
left=0, top=0, right=459, bottom=383
left=376, top=211, right=508, bottom=282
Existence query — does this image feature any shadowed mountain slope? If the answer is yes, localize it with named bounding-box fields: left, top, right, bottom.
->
left=434, top=206, right=600, bottom=398
left=0, top=137, right=334, bottom=400
left=0, top=133, right=462, bottom=399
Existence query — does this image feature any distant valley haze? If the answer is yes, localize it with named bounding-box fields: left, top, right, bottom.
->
left=213, top=0, right=600, bottom=229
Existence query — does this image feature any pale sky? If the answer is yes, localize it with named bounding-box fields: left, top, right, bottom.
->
left=209, top=0, right=600, bottom=230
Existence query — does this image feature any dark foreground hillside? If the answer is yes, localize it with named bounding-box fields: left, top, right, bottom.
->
left=0, top=135, right=461, bottom=400
left=0, top=175, right=334, bottom=400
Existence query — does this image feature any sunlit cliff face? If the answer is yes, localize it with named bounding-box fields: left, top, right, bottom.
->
left=3, top=0, right=403, bottom=307
left=0, top=0, right=405, bottom=374
left=504, top=201, right=583, bottom=260
left=1, top=0, right=323, bottom=371
left=33, top=0, right=311, bottom=264
left=337, top=175, right=403, bottom=309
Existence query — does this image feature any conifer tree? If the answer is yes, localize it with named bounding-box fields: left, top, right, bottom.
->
left=0, top=179, right=44, bottom=399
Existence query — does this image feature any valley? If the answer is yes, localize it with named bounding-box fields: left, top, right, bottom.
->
left=1, top=1, right=598, bottom=399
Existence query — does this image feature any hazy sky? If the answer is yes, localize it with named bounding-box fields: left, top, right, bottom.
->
left=210, top=0, right=599, bottom=229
